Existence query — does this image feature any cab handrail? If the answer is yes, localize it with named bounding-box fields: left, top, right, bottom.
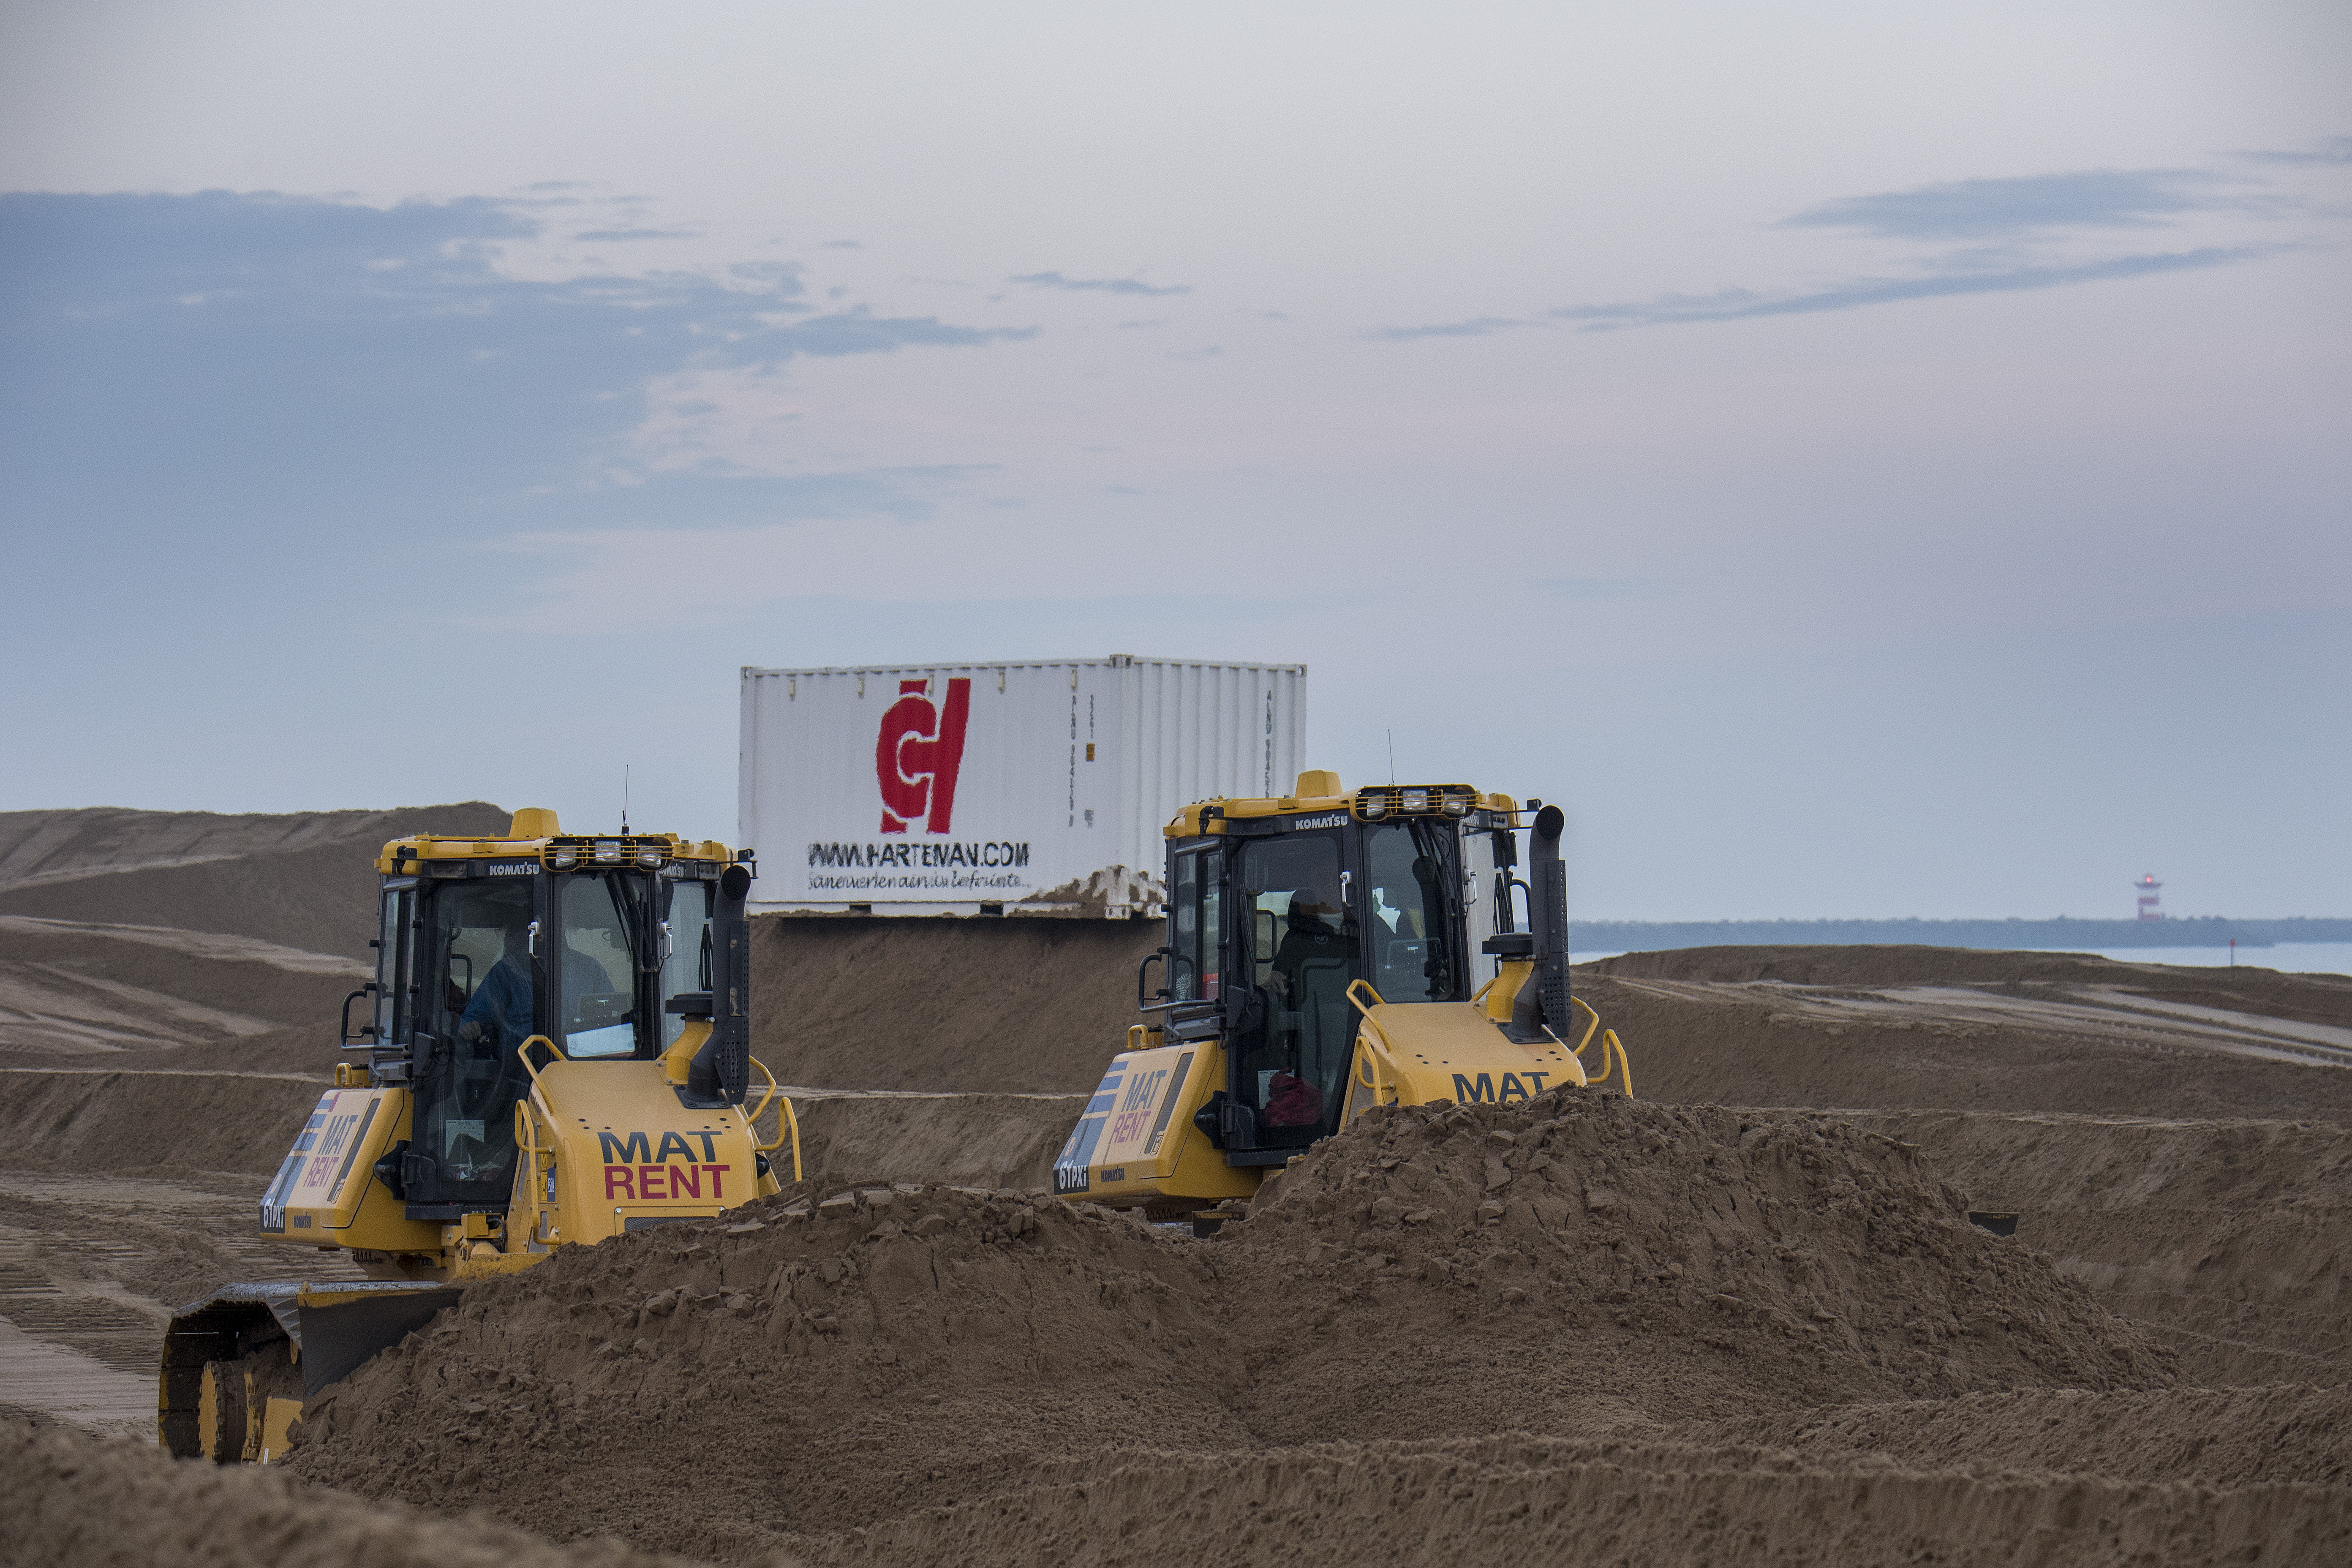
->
left=514, top=1033, right=564, bottom=1089
left=1568, top=997, right=1634, bottom=1097
left=1349, top=1020, right=1407, bottom=1111
left=1344, top=981, right=1409, bottom=1111
left=509, top=1095, right=556, bottom=1247
left=747, top=1055, right=803, bottom=1181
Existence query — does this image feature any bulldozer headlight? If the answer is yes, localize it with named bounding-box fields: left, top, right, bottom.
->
left=1358, top=793, right=1387, bottom=819
left=1441, top=793, right=1470, bottom=818
left=1401, top=788, right=1429, bottom=813
left=550, top=847, right=578, bottom=869
left=635, top=847, right=666, bottom=868
left=594, top=840, right=623, bottom=865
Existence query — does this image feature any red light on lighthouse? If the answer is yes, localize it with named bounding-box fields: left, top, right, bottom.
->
left=2135, top=874, right=2163, bottom=922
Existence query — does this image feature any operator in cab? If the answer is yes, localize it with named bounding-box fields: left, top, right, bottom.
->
left=1267, top=890, right=1347, bottom=1004
left=456, top=922, right=618, bottom=1053
left=1258, top=889, right=1348, bottom=1128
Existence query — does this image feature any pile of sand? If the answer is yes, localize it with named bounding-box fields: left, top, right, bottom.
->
left=0, top=803, right=508, bottom=962
left=1228, top=1093, right=2172, bottom=1414
left=0, top=1420, right=695, bottom=1568
left=778, top=1093, right=1081, bottom=1192
left=22, top=1417, right=2349, bottom=1568
left=1688, top=1383, right=2352, bottom=1487
left=1592, top=943, right=2352, bottom=1040
left=1578, top=973, right=2352, bottom=1124
left=286, top=1091, right=2171, bottom=1561
left=289, top=1183, right=1240, bottom=1557
left=748, top=914, right=1159, bottom=1094
left=0, top=803, right=504, bottom=1080
left=1842, top=1109, right=2352, bottom=1385
left=789, top=1436, right=2349, bottom=1568
left=5, top=801, right=2349, bottom=1566
left=0, top=916, right=362, bottom=1058
left=0, top=1069, right=324, bottom=1179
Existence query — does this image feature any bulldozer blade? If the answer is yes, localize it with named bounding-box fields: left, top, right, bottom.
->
left=291, top=1283, right=464, bottom=1395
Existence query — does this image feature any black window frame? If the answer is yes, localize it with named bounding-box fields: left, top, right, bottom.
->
left=1356, top=816, right=1467, bottom=1005
left=1219, top=822, right=1359, bottom=1151
left=373, top=881, right=416, bottom=1049
left=550, top=868, right=660, bottom=1062
left=403, top=870, right=548, bottom=1209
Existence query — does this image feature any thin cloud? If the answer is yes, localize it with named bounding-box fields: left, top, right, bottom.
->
left=1781, top=169, right=2254, bottom=241
left=726, top=260, right=807, bottom=302
left=1553, top=247, right=2272, bottom=331
left=1011, top=271, right=1190, bottom=297
left=574, top=226, right=699, bottom=242
left=818, top=239, right=863, bottom=249
left=0, top=191, right=1043, bottom=507
left=2237, top=135, right=2352, bottom=167
left=1362, top=316, right=1535, bottom=342
left=771, top=307, right=1039, bottom=357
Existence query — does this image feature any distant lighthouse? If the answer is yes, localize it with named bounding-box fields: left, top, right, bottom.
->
left=2135, top=874, right=2163, bottom=922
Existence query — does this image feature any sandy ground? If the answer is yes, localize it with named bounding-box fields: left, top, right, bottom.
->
left=0, top=803, right=507, bottom=961
left=0, top=1165, right=367, bottom=1441
left=0, top=805, right=2348, bottom=1565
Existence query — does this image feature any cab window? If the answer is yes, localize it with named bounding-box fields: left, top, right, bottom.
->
left=1168, top=849, right=1222, bottom=1004
left=558, top=874, right=641, bottom=1059
left=1234, top=832, right=1356, bottom=1142
left=417, top=881, right=536, bottom=1198
left=659, top=877, right=712, bottom=1051
left=1361, top=820, right=1459, bottom=1002
left=372, top=885, right=412, bottom=1046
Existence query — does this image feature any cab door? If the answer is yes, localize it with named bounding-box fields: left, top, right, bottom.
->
left=370, top=879, right=416, bottom=1052
left=1164, top=844, right=1224, bottom=1027
left=1225, top=826, right=1358, bottom=1156
left=406, top=871, right=546, bottom=1211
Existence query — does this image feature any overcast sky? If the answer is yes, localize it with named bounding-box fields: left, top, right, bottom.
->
left=2, top=1, right=2346, bottom=920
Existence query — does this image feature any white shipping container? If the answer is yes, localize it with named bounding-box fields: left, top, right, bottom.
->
left=739, top=655, right=1307, bottom=917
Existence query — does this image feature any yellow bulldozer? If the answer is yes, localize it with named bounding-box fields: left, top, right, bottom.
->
left=1054, top=773, right=1630, bottom=1224
left=160, top=808, right=800, bottom=1463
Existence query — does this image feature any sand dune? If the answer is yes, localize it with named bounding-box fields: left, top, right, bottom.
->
left=2, top=803, right=2348, bottom=1566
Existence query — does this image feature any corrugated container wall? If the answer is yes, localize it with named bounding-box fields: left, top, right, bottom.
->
left=740, top=656, right=1305, bottom=917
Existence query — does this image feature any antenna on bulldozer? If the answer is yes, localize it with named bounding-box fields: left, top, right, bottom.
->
left=622, top=765, right=630, bottom=832
left=1387, top=730, right=1396, bottom=784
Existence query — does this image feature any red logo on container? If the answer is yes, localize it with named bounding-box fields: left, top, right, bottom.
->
left=877, top=678, right=972, bottom=834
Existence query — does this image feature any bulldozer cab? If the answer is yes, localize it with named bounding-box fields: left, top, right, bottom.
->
left=359, top=834, right=737, bottom=1217
left=1058, top=773, right=1622, bottom=1211
left=1156, top=784, right=1493, bottom=1163
left=171, top=810, right=785, bottom=1464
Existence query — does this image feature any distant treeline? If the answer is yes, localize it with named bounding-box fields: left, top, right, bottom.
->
left=1572, top=916, right=2352, bottom=952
